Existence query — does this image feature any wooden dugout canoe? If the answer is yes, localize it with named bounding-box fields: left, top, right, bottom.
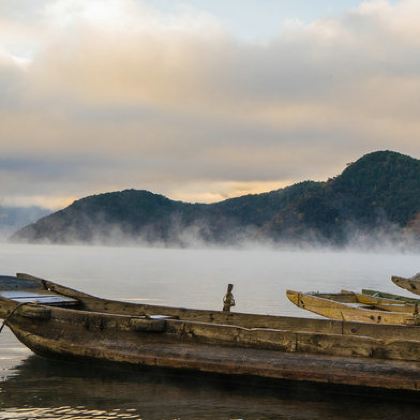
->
left=2, top=274, right=420, bottom=392
left=362, top=289, right=420, bottom=304
left=392, top=274, right=420, bottom=296
left=341, top=289, right=419, bottom=313
left=286, top=290, right=420, bottom=325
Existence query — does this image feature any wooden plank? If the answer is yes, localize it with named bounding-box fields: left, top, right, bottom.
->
left=371, top=303, right=416, bottom=313
left=306, top=292, right=358, bottom=303
left=0, top=291, right=78, bottom=306
left=16, top=273, right=94, bottom=299
left=0, top=275, right=43, bottom=290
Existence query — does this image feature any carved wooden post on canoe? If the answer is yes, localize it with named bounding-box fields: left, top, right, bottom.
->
left=223, top=284, right=235, bottom=312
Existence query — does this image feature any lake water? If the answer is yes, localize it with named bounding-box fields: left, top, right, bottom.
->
left=0, top=243, right=419, bottom=419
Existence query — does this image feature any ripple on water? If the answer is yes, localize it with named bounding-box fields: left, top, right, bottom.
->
left=0, top=406, right=142, bottom=419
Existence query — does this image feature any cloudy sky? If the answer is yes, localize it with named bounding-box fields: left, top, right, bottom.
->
left=1, top=0, right=419, bottom=209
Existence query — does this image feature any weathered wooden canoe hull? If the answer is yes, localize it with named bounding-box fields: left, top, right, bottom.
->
left=7, top=303, right=420, bottom=361
left=2, top=273, right=420, bottom=392
left=3, top=295, right=420, bottom=391
left=7, top=313, right=420, bottom=392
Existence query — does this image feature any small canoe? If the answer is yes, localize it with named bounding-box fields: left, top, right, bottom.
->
left=341, top=290, right=419, bottom=313
left=286, top=290, right=420, bottom=325
left=392, top=274, right=420, bottom=296
left=4, top=273, right=420, bottom=392
left=362, top=289, right=420, bottom=304
left=342, top=289, right=403, bottom=305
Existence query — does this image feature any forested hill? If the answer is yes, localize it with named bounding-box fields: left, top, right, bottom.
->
left=11, top=151, right=420, bottom=247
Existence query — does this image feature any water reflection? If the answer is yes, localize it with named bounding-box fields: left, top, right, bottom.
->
left=1, top=355, right=420, bottom=419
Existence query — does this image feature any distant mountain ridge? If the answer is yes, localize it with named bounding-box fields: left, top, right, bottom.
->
left=11, top=151, right=420, bottom=247
left=0, top=206, right=50, bottom=239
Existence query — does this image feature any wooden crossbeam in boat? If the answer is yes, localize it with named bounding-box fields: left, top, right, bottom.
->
left=0, top=290, right=78, bottom=306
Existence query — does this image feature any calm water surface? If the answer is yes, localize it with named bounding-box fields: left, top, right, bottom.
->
left=0, top=243, right=419, bottom=419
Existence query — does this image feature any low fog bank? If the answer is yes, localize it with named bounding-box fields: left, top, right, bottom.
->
left=0, top=229, right=14, bottom=244
left=9, top=219, right=420, bottom=255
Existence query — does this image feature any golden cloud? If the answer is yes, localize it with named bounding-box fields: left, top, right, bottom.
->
left=0, top=0, right=419, bottom=208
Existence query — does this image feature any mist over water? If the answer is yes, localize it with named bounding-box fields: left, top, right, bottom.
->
left=0, top=243, right=419, bottom=314
left=11, top=215, right=420, bottom=254
left=0, top=243, right=419, bottom=419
